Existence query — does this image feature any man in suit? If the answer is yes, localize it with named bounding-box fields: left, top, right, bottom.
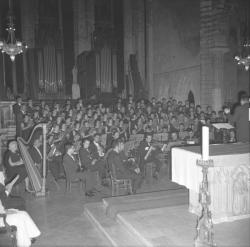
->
left=107, top=139, right=142, bottom=194
left=62, top=143, right=88, bottom=194
left=28, top=136, right=43, bottom=174
left=12, top=96, right=23, bottom=137
left=225, top=94, right=249, bottom=142
left=138, top=133, right=162, bottom=179
left=79, top=139, right=106, bottom=190
left=89, top=134, right=105, bottom=160
left=87, top=134, right=106, bottom=177
left=0, top=166, right=25, bottom=210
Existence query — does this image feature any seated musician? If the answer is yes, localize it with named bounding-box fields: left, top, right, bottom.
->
left=47, top=136, right=64, bottom=180
left=84, top=135, right=106, bottom=179
left=28, top=136, right=43, bottom=173
left=178, top=123, right=188, bottom=140
left=0, top=166, right=25, bottom=210
left=79, top=139, right=105, bottom=197
left=184, top=128, right=198, bottom=144
left=107, top=139, right=142, bottom=194
left=62, top=143, right=86, bottom=187
left=3, top=141, right=30, bottom=191
left=20, top=115, right=33, bottom=141
left=89, top=134, right=105, bottom=159
left=138, top=133, right=163, bottom=180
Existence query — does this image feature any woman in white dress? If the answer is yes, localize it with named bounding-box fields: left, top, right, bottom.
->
left=0, top=170, right=41, bottom=247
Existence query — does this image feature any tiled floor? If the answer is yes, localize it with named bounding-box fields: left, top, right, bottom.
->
left=117, top=205, right=250, bottom=247
left=20, top=170, right=250, bottom=247
left=23, top=168, right=178, bottom=247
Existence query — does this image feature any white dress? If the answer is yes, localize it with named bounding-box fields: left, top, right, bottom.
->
left=0, top=202, right=41, bottom=247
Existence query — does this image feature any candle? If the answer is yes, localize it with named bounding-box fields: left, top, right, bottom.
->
left=202, top=126, right=209, bottom=160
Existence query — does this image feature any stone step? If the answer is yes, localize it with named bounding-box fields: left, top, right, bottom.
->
left=84, top=202, right=145, bottom=247
left=103, top=188, right=188, bottom=218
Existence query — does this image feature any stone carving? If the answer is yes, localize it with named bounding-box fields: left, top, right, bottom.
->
left=232, top=166, right=249, bottom=216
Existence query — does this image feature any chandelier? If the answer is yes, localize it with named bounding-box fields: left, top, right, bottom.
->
left=0, top=0, right=28, bottom=62
left=234, top=2, right=250, bottom=71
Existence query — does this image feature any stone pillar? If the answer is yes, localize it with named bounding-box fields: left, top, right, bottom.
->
left=211, top=49, right=228, bottom=111
left=123, top=0, right=134, bottom=78
left=12, top=60, right=17, bottom=95
left=133, top=0, right=146, bottom=83
left=200, top=0, right=214, bottom=108
left=73, top=0, right=94, bottom=59
left=20, top=0, right=35, bottom=48
left=20, top=0, right=35, bottom=97
left=200, top=0, right=229, bottom=111
left=145, top=0, right=154, bottom=98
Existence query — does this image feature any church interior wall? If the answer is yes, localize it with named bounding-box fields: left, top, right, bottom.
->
left=152, top=0, right=201, bottom=103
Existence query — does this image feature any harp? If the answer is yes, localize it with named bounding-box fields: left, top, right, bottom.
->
left=17, top=123, right=47, bottom=197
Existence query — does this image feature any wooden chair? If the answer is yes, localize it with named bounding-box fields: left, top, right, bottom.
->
left=62, top=162, right=85, bottom=193
left=0, top=214, right=17, bottom=247
left=109, top=163, right=132, bottom=196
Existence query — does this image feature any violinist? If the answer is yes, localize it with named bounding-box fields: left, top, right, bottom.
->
left=107, top=139, right=142, bottom=194
left=79, top=139, right=105, bottom=196
left=138, top=133, right=163, bottom=180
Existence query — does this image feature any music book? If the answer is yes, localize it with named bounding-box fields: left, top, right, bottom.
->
left=212, top=123, right=234, bottom=130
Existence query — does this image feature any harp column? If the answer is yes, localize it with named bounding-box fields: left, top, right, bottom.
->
left=37, top=123, right=47, bottom=197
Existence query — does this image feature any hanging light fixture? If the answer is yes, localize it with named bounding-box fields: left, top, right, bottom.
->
left=0, top=0, right=28, bottom=62
left=234, top=1, right=250, bottom=71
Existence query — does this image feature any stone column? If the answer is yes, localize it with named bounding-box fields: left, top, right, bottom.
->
left=200, top=0, right=229, bottom=110
left=12, top=60, right=17, bottom=95
left=145, top=0, right=153, bottom=98
left=133, top=0, right=146, bottom=83
left=200, top=0, right=214, bottom=108
left=211, top=49, right=228, bottom=111
left=20, top=0, right=35, bottom=97
left=123, top=0, right=134, bottom=78
left=73, top=0, right=94, bottom=59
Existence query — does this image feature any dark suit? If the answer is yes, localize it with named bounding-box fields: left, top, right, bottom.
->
left=78, top=148, right=102, bottom=192
left=29, top=146, right=42, bottom=165
left=89, top=142, right=104, bottom=160
left=228, top=103, right=249, bottom=142
left=138, top=140, right=162, bottom=177
left=79, top=148, right=93, bottom=170
left=107, top=150, right=142, bottom=193
left=82, top=142, right=105, bottom=173
left=63, top=153, right=86, bottom=178
left=0, top=183, right=25, bottom=210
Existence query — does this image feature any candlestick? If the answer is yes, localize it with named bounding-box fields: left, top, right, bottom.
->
left=202, top=126, right=209, bottom=161
left=195, top=159, right=216, bottom=247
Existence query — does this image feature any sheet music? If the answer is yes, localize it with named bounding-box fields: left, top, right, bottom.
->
left=212, top=123, right=234, bottom=129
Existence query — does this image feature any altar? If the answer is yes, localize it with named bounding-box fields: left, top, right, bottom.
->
left=171, top=143, right=250, bottom=224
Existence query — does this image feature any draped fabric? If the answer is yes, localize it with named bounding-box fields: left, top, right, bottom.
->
left=112, top=53, right=117, bottom=88
left=128, top=60, right=134, bottom=96
left=96, top=52, right=101, bottom=88
left=36, top=45, right=64, bottom=97
left=100, top=46, right=112, bottom=92
left=44, top=44, right=57, bottom=93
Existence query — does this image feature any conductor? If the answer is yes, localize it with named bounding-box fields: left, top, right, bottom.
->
left=224, top=94, right=249, bottom=143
